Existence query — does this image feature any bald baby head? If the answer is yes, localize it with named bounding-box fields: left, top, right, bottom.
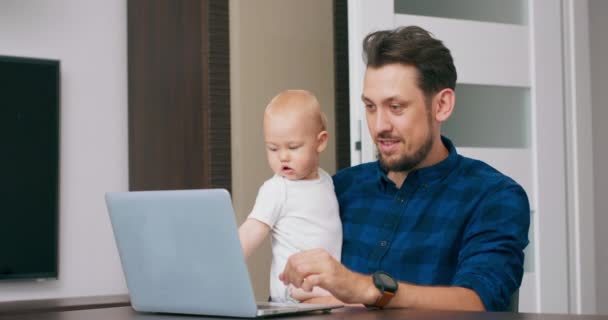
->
left=262, top=90, right=330, bottom=181
left=264, top=90, right=327, bottom=134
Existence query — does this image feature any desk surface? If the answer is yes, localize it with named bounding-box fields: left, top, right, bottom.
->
left=0, top=295, right=130, bottom=315
left=1, top=305, right=608, bottom=320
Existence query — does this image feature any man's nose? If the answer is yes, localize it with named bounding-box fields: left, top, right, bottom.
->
left=375, top=108, right=392, bottom=133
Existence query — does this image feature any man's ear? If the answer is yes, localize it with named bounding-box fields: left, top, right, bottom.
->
left=433, top=88, right=455, bottom=123
left=317, top=131, right=329, bottom=153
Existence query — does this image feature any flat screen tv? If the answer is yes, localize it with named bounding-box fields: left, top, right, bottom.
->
left=0, top=55, right=60, bottom=280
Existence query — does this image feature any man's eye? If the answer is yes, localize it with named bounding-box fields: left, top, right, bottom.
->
left=365, top=104, right=375, bottom=111
left=268, top=147, right=277, bottom=152
left=288, top=146, right=300, bottom=150
left=390, top=104, right=402, bottom=111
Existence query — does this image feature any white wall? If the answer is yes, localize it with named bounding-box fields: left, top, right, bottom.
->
left=0, top=0, right=128, bottom=301
left=0, top=0, right=335, bottom=303
left=590, top=0, right=608, bottom=314
left=230, top=0, right=335, bottom=300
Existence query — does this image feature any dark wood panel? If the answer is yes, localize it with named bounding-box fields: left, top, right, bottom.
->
left=334, top=0, right=351, bottom=171
left=0, top=295, right=129, bottom=315
left=204, top=0, right=231, bottom=190
left=128, top=0, right=230, bottom=191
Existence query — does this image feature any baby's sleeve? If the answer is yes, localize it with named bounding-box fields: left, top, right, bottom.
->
left=247, top=177, right=285, bottom=228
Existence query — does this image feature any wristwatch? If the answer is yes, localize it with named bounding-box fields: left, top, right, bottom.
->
left=367, top=271, right=399, bottom=308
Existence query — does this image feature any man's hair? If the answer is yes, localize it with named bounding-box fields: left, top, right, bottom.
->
left=362, top=26, right=457, bottom=99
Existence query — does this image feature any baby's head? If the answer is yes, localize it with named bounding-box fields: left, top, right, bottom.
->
left=263, top=90, right=328, bottom=181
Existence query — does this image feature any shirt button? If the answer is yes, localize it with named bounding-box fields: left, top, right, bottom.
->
left=380, top=240, right=388, bottom=247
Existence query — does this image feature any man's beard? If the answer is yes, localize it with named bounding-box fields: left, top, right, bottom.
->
left=377, top=130, right=434, bottom=173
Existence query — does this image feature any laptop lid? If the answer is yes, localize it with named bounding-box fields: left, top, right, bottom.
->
left=106, top=189, right=259, bottom=317
left=106, top=189, right=342, bottom=318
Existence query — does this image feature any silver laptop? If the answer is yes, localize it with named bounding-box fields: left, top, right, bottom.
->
left=105, top=189, right=342, bottom=318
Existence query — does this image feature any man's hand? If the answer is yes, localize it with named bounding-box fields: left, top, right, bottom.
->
left=278, top=249, right=379, bottom=305
left=289, top=286, right=331, bottom=302
left=280, top=249, right=486, bottom=310
left=301, top=295, right=344, bottom=305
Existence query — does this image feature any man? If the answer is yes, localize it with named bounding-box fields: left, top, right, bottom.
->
left=279, top=26, right=530, bottom=312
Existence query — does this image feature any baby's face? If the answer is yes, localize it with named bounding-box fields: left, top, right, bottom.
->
left=264, top=114, right=323, bottom=181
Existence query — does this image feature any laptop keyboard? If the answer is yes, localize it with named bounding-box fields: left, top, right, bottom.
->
left=257, top=302, right=299, bottom=310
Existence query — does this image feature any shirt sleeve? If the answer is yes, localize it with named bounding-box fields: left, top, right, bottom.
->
left=247, top=177, right=285, bottom=228
left=451, top=183, right=530, bottom=311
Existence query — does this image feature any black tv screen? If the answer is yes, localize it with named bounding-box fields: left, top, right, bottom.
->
left=0, top=56, right=60, bottom=280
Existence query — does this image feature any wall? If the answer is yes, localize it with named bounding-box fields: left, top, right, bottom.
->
left=0, top=0, right=333, bottom=303
left=0, top=0, right=128, bottom=301
left=230, top=0, right=336, bottom=300
left=590, top=0, right=608, bottom=314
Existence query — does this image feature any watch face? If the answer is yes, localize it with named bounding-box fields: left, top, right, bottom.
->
left=374, top=271, right=398, bottom=292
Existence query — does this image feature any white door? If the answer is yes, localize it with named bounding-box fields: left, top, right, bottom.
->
left=347, top=0, right=569, bottom=313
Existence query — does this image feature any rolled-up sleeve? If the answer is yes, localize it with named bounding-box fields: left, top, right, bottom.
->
left=451, top=184, right=530, bottom=311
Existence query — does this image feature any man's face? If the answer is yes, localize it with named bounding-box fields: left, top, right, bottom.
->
left=362, top=63, right=435, bottom=173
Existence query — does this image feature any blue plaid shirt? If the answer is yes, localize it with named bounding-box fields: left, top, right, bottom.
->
left=333, top=136, right=529, bottom=311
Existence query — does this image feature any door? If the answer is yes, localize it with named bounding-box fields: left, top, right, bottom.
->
left=347, top=0, right=570, bottom=313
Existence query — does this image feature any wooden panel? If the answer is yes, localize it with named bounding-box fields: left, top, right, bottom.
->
left=334, top=0, right=351, bottom=170
left=204, top=1, right=231, bottom=190
left=128, top=0, right=230, bottom=191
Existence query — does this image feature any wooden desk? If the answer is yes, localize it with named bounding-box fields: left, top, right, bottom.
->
left=1, top=305, right=608, bottom=320
left=0, top=295, right=130, bottom=315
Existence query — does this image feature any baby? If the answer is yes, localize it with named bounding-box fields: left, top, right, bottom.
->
left=238, top=90, right=342, bottom=303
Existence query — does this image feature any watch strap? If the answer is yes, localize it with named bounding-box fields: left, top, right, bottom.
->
left=374, top=290, right=395, bottom=308
left=367, top=271, right=398, bottom=309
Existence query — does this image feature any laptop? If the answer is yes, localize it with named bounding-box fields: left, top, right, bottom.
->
left=105, top=189, right=343, bottom=318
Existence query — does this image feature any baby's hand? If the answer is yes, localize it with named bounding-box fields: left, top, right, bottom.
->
left=289, top=286, right=331, bottom=302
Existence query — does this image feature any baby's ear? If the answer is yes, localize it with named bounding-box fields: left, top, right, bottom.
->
left=316, top=131, right=329, bottom=153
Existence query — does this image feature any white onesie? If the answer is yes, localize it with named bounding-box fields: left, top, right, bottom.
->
left=248, top=168, right=342, bottom=302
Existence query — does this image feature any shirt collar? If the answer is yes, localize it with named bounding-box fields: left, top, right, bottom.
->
left=375, top=135, right=459, bottom=190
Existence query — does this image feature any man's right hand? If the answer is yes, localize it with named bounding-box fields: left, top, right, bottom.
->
left=281, top=248, right=486, bottom=310
left=301, top=295, right=344, bottom=305
left=278, top=248, right=380, bottom=305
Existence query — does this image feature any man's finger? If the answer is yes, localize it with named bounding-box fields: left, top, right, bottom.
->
left=281, top=249, right=336, bottom=288
left=301, top=274, right=322, bottom=292
left=282, top=264, right=307, bottom=288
